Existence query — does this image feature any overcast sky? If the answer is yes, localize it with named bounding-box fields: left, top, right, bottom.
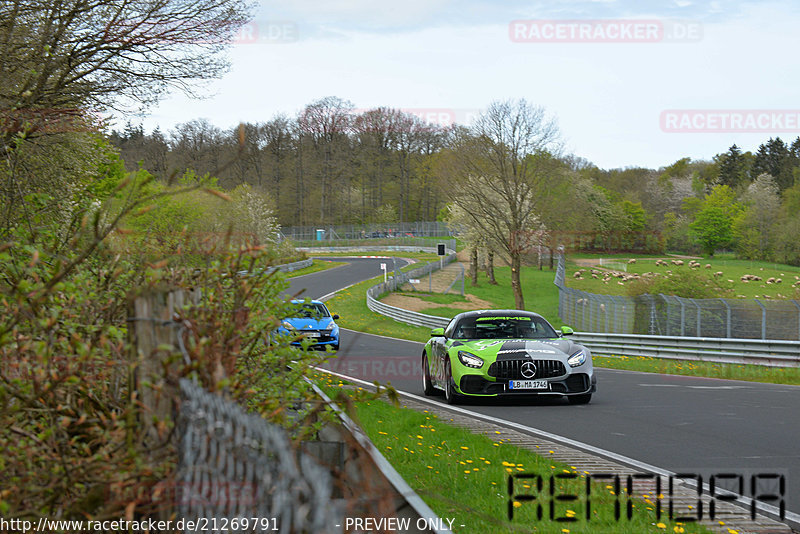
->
left=126, top=0, right=800, bottom=170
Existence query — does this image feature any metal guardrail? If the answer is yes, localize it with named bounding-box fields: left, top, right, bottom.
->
left=367, top=294, right=449, bottom=329
left=571, top=332, right=800, bottom=368
left=275, top=258, right=313, bottom=272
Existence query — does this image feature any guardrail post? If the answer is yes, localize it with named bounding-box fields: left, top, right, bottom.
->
left=574, top=290, right=580, bottom=328
left=581, top=293, right=587, bottom=331
left=720, top=298, right=732, bottom=339
left=689, top=298, right=701, bottom=337
left=680, top=299, right=685, bottom=337
left=754, top=299, right=766, bottom=340
left=793, top=300, right=800, bottom=341
left=648, top=295, right=656, bottom=335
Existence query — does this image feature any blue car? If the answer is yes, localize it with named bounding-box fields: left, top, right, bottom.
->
left=278, top=300, right=340, bottom=350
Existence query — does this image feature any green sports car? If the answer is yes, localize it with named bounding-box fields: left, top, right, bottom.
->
left=421, top=310, right=596, bottom=404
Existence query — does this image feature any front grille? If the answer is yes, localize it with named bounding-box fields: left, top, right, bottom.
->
left=488, top=359, right=566, bottom=380
left=292, top=332, right=335, bottom=343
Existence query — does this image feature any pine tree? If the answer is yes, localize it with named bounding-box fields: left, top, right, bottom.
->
left=717, top=144, right=746, bottom=188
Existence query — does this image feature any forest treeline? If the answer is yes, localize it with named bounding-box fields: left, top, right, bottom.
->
left=110, top=97, right=800, bottom=265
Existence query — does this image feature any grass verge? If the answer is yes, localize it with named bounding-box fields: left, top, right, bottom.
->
left=326, top=274, right=432, bottom=343
left=395, top=268, right=563, bottom=327
left=284, top=259, right=349, bottom=278
left=595, top=355, right=800, bottom=385
left=320, top=380, right=710, bottom=534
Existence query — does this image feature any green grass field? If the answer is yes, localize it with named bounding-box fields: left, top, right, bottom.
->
left=595, top=355, right=800, bottom=385
left=566, top=253, right=800, bottom=299
left=389, top=267, right=564, bottom=327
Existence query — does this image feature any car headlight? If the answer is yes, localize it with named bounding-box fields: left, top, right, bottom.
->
left=568, top=349, right=586, bottom=367
left=457, top=351, right=484, bottom=369
left=282, top=321, right=294, bottom=330
left=324, top=323, right=335, bottom=331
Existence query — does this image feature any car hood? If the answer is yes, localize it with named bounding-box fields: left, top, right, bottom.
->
left=451, top=338, right=581, bottom=359
left=284, top=317, right=336, bottom=330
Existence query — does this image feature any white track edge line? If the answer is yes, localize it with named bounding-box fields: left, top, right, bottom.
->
left=315, top=366, right=800, bottom=530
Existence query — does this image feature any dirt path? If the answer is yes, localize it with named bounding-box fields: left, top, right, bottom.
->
left=381, top=292, right=493, bottom=312
left=380, top=260, right=494, bottom=313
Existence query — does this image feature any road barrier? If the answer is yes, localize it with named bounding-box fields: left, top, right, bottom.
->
left=570, top=332, right=800, bottom=368
left=365, top=249, right=457, bottom=329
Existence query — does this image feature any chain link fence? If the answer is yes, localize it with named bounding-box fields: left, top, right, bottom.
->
left=281, top=221, right=454, bottom=241
left=176, top=379, right=341, bottom=533
left=555, top=254, right=800, bottom=341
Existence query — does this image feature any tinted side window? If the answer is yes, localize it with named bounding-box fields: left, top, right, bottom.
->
left=444, top=317, right=458, bottom=338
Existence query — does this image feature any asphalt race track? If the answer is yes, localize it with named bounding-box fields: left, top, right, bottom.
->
left=288, top=257, right=800, bottom=522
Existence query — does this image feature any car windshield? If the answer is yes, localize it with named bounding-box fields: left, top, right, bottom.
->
left=293, top=303, right=330, bottom=319
left=453, top=315, right=556, bottom=340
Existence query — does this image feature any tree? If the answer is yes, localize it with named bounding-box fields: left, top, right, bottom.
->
left=297, top=97, right=354, bottom=223
left=439, top=99, right=560, bottom=309
left=689, top=185, right=742, bottom=256
left=716, top=144, right=749, bottom=188
left=1, top=0, right=252, bottom=150
left=752, top=138, right=794, bottom=191
left=773, top=182, right=800, bottom=265
left=733, top=173, right=780, bottom=260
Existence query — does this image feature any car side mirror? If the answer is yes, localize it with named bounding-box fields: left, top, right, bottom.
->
left=332, top=314, right=340, bottom=320
left=430, top=327, right=445, bottom=338
left=560, top=326, right=574, bottom=336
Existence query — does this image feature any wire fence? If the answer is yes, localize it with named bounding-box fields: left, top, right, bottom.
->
left=555, top=254, right=800, bottom=341
left=281, top=221, right=454, bottom=241
left=176, top=379, right=341, bottom=533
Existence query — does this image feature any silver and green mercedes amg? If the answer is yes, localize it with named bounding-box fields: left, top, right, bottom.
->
left=422, top=310, right=596, bottom=405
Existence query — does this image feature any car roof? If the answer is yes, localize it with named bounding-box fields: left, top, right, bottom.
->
left=290, top=299, right=324, bottom=305
left=452, top=309, right=547, bottom=321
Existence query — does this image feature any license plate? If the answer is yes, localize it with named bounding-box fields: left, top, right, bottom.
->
left=303, top=332, right=321, bottom=338
left=509, top=380, right=548, bottom=390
